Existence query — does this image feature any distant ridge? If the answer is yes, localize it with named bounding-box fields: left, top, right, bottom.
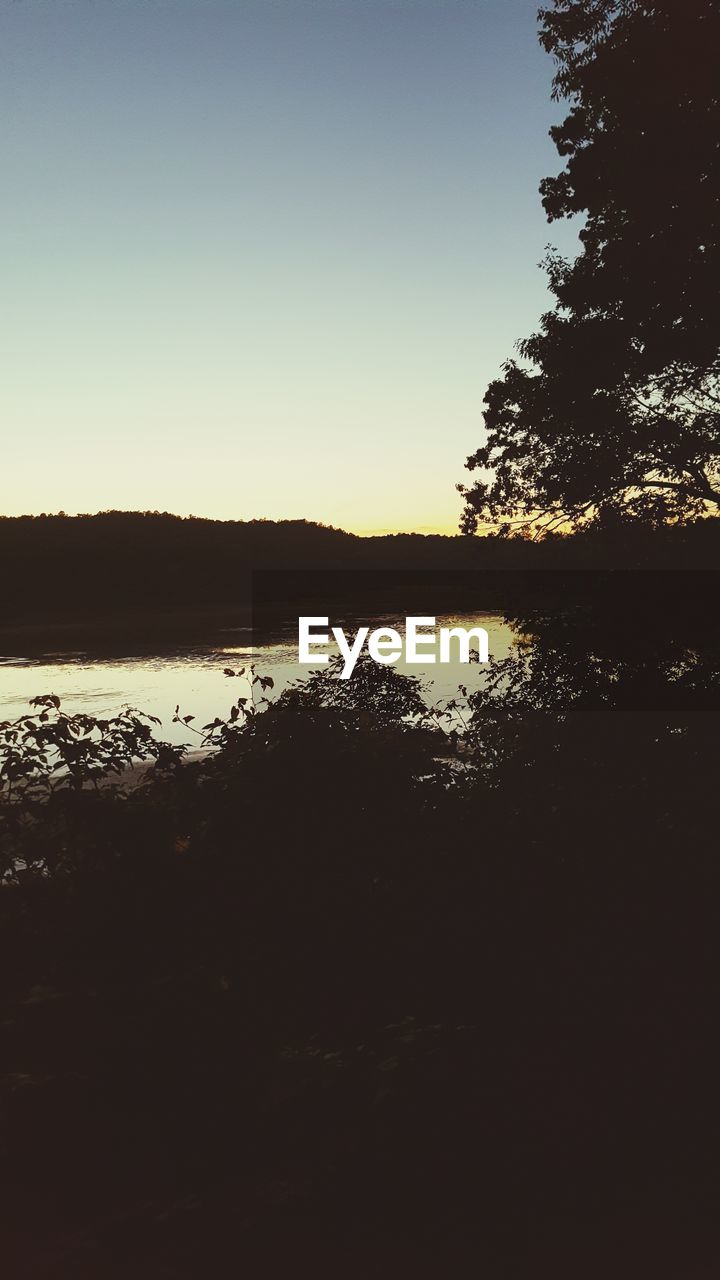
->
left=1, top=511, right=718, bottom=632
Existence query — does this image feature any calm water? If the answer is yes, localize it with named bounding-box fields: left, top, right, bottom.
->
left=0, top=613, right=518, bottom=746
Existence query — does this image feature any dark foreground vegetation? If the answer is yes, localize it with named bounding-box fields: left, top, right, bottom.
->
left=2, top=579, right=719, bottom=1277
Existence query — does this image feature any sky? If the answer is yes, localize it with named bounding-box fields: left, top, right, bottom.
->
left=1, top=0, right=579, bottom=535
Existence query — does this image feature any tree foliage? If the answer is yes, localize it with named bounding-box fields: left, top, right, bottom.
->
left=460, top=0, right=720, bottom=534
left=2, top=595, right=720, bottom=1271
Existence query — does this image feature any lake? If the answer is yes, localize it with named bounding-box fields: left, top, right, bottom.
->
left=0, top=612, right=518, bottom=746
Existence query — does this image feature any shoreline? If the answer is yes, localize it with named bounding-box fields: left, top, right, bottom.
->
left=0, top=605, right=254, bottom=658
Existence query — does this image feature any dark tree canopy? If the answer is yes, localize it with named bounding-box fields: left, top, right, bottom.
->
left=460, top=0, right=720, bottom=535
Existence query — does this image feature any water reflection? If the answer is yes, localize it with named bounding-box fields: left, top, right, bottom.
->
left=0, top=613, right=517, bottom=745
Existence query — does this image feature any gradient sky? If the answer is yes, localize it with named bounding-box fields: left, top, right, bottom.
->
left=2, top=0, right=578, bottom=534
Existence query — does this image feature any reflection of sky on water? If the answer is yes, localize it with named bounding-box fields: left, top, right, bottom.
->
left=0, top=614, right=517, bottom=747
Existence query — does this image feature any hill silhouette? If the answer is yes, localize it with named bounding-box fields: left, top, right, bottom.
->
left=2, top=511, right=719, bottom=638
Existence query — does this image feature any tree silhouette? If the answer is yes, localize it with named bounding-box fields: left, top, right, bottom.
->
left=460, top=0, right=720, bottom=534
